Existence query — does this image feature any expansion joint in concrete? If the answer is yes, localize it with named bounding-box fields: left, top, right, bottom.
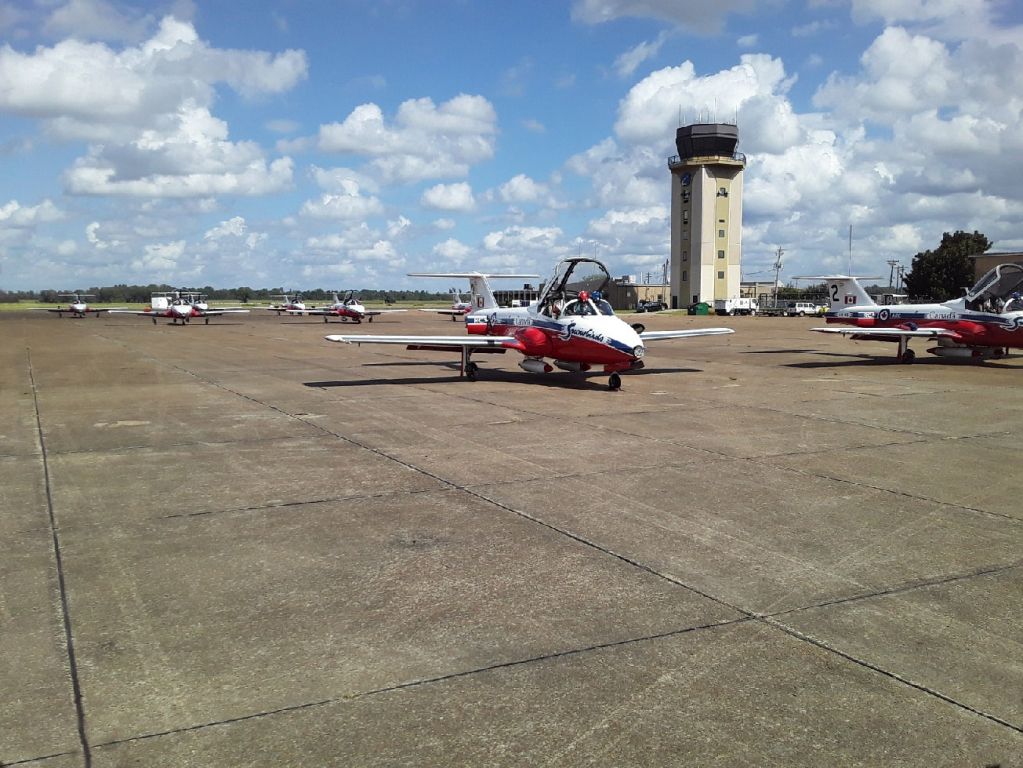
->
left=26, top=348, right=92, bottom=767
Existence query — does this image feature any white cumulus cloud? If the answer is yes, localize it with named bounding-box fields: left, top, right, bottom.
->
left=421, top=182, right=476, bottom=212
left=0, top=16, right=304, bottom=199
left=318, top=94, right=497, bottom=183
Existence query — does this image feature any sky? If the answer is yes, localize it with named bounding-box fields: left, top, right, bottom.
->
left=1, top=0, right=1022, bottom=291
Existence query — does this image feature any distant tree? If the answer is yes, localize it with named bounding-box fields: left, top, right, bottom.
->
left=903, top=230, right=991, bottom=301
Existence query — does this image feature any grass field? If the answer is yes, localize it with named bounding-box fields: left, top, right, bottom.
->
left=1, top=300, right=454, bottom=312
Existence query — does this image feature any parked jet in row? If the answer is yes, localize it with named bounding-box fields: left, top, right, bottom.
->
left=418, top=286, right=475, bottom=321
left=35, top=293, right=125, bottom=318
left=804, top=263, right=1023, bottom=363
left=326, top=257, right=733, bottom=390
left=295, top=291, right=406, bottom=323
left=111, top=292, right=250, bottom=325
left=262, top=293, right=314, bottom=315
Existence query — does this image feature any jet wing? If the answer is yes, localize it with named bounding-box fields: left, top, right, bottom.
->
left=811, top=327, right=961, bottom=341
left=200, top=309, right=250, bottom=316
left=418, top=308, right=466, bottom=315
left=109, top=309, right=159, bottom=316
left=639, top=328, right=735, bottom=341
left=294, top=308, right=403, bottom=316
left=37, top=307, right=115, bottom=313
left=326, top=334, right=521, bottom=351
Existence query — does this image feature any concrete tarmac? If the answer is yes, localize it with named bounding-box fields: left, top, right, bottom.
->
left=3, top=308, right=1021, bottom=767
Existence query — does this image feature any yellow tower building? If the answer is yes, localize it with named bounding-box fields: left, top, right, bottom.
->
left=668, top=123, right=745, bottom=309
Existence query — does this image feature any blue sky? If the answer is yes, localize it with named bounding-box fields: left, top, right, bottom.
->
left=1, top=0, right=1022, bottom=290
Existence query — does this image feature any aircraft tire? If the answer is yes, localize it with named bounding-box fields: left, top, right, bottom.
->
left=465, top=362, right=479, bottom=381
left=368, top=316, right=373, bottom=323
left=205, top=317, right=210, bottom=325
left=900, top=349, right=915, bottom=364
left=608, top=372, right=622, bottom=390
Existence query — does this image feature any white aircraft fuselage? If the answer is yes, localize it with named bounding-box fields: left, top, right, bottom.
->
left=808, top=265, right=1023, bottom=362
left=464, top=302, right=645, bottom=372
left=327, top=257, right=733, bottom=389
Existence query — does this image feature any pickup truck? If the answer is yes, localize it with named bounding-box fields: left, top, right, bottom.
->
left=784, top=301, right=826, bottom=316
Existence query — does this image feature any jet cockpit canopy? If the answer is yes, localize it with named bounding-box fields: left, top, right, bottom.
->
left=965, top=263, right=1023, bottom=311
left=537, top=258, right=612, bottom=316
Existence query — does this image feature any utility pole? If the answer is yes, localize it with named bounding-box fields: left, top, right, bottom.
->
left=887, top=259, right=899, bottom=290
left=772, top=247, right=784, bottom=308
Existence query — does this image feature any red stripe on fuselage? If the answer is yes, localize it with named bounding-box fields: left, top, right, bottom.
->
left=469, top=320, right=634, bottom=366
left=827, top=316, right=1023, bottom=347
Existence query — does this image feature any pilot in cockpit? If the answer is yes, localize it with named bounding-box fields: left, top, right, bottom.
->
left=562, top=291, right=597, bottom=316
left=591, top=290, right=614, bottom=316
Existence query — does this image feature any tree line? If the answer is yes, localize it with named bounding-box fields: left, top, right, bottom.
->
left=776, top=230, right=994, bottom=303
left=1, top=231, right=1000, bottom=306
left=902, top=230, right=992, bottom=302
left=0, top=285, right=452, bottom=304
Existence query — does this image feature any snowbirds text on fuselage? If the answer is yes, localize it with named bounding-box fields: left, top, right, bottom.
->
left=110, top=292, right=250, bottom=325
left=803, top=263, right=1023, bottom=363
left=292, top=291, right=406, bottom=323
left=325, top=257, right=734, bottom=390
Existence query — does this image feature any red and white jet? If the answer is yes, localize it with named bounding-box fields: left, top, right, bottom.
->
left=805, top=262, right=1023, bottom=363
left=262, top=293, right=315, bottom=315
left=111, top=292, right=250, bottom=325
left=418, top=285, right=477, bottom=321
left=297, top=291, right=407, bottom=323
left=35, top=293, right=125, bottom=318
left=326, top=257, right=733, bottom=390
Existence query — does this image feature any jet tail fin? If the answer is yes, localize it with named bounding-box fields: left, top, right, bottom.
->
left=408, top=272, right=539, bottom=312
left=794, top=275, right=878, bottom=310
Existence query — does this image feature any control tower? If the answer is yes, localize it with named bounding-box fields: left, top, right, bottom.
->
left=667, top=123, right=745, bottom=309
